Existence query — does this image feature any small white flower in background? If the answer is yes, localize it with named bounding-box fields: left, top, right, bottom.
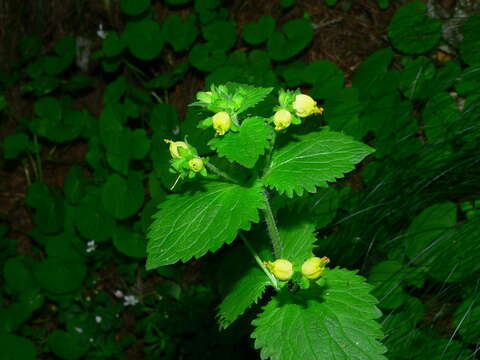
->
left=86, top=240, right=96, bottom=253
left=114, top=290, right=124, bottom=298
left=95, top=316, right=102, bottom=324
left=74, top=327, right=83, bottom=334
left=89, top=338, right=94, bottom=343
left=97, top=23, right=107, bottom=40
left=123, top=295, right=139, bottom=307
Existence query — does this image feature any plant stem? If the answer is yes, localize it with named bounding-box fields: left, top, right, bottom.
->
left=240, top=233, right=278, bottom=290
left=262, top=131, right=276, bottom=177
left=206, top=162, right=238, bottom=184
left=262, top=190, right=283, bottom=259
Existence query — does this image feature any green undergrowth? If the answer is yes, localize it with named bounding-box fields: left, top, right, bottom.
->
left=0, top=0, right=479, bottom=359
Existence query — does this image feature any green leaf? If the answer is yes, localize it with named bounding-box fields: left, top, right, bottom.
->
left=203, top=20, right=237, bottom=51
left=453, top=297, right=480, bottom=344
left=147, top=181, right=265, bottom=268
left=455, top=65, right=480, bottom=97
left=218, top=263, right=270, bottom=329
left=398, top=57, right=436, bottom=100
left=123, top=19, right=164, bottom=60
left=121, top=0, right=150, bottom=15
left=48, top=330, right=89, bottom=360
left=209, top=117, right=273, bottom=168
left=234, top=84, right=274, bottom=114
left=460, top=14, right=480, bottom=66
left=352, top=49, right=394, bottom=98
left=75, top=193, right=116, bottom=242
left=102, top=174, right=145, bottom=220
left=0, top=334, right=36, bottom=360
left=302, top=61, right=344, bottom=99
left=113, top=225, right=147, bottom=258
left=368, top=260, right=407, bottom=310
left=163, top=14, right=198, bottom=52
left=262, top=129, right=374, bottom=197
left=64, top=165, right=85, bottom=204
left=252, top=268, right=387, bottom=360
left=243, top=16, right=276, bottom=45
left=189, top=43, right=226, bottom=72
left=3, top=257, right=37, bottom=294
left=405, top=202, right=456, bottom=262
left=422, top=92, right=459, bottom=142
left=388, top=1, right=441, bottom=54
left=102, top=31, right=126, bottom=57
left=2, top=133, right=34, bottom=159
left=267, top=18, right=313, bottom=61
left=278, top=212, right=317, bottom=263
left=35, top=258, right=86, bottom=294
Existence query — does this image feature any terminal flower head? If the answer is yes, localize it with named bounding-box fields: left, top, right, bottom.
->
left=301, top=256, right=330, bottom=280
left=212, top=111, right=232, bottom=135
left=293, top=94, right=324, bottom=118
left=273, top=109, right=292, bottom=131
left=267, top=259, right=294, bottom=281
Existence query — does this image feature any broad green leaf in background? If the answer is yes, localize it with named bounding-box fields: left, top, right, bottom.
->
left=388, top=1, right=441, bottom=54
left=48, top=330, right=89, bottom=360
left=26, top=182, right=64, bottom=234
left=243, top=16, right=276, bottom=45
left=405, top=202, right=456, bottom=262
left=163, top=14, right=198, bottom=52
left=352, top=48, right=394, bottom=98
left=455, top=65, right=480, bottom=97
left=460, top=14, right=480, bottom=66
left=189, top=43, right=226, bottom=71
left=102, top=31, right=126, bottom=57
left=3, top=257, right=37, bottom=294
left=453, top=297, right=480, bottom=344
left=0, top=334, right=37, bottom=360
left=102, top=173, right=145, bottom=220
left=422, top=92, right=459, bottom=142
left=113, top=225, right=147, bottom=258
left=368, top=260, right=407, bottom=309
left=123, top=19, right=164, bottom=60
left=34, top=258, right=86, bottom=294
left=262, top=129, right=374, bottom=197
left=147, top=181, right=264, bottom=268
left=208, top=117, right=273, bottom=168
left=63, top=165, right=85, bottom=205
left=398, top=57, right=436, bottom=100
left=75, top=193, right=116, bottom=242
left=120, top=0, right=150, bottom=15
left=267, top=18, right=313, bottom=61
left=203, top=19, right=237, bottom=51
left=302, top=60, right=344, bottom=100
left=2, top=133, right=35, bottom=159
left=252, top=268, right=387, bottom=360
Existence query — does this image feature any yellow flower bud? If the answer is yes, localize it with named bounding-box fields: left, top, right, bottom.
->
left=188, top=157, right=204, bottom=172
left=267, top=259, right=294, bottom=281
left=273, top=109, right=292, bottom=131
left=301, top=256, right=330, bottom=280
left=292, top=94, right=323, bottom=118
left=212, top=111, right=232, bottom=135
left=164, top=139, right=189, bottom=159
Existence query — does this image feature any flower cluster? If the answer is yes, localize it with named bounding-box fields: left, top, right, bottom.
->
left=164, top=139, right=208, bottom=183
left=266, top=256, right=330, bottom=282
left=272, top=90, right=324, bottom=132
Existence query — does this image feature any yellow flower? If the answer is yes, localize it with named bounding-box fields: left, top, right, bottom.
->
left=301, top=256, right=330, bottom=280
left=212, top=111, right=232, bottom=135
left=267, top=259, right=294, bottom=281
left=292, top=94, right=324, bottom=118
left=188, top=157, right=204, bottom=172
left=164, top=139, right=189, bottom=159
left=273, top=109, right=292, bottom=131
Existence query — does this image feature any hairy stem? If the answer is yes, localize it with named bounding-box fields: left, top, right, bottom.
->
left=262, top=190, right=283, bottom=259
left=206, top=162, right=238, bottom=184
left=240, top=232, right=278, bottom=290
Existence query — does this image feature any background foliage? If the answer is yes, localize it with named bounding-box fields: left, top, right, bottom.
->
left=0, top=0, right=479, bottom=358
